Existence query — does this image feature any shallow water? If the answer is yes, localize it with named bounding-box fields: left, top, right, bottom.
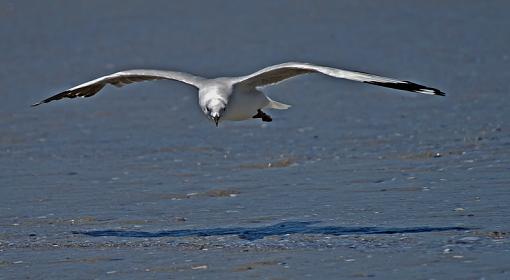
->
left=1, top=1, right=509, bottom=279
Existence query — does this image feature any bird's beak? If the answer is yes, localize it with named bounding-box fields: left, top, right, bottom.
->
left=213, top=116, right=220, bottom=127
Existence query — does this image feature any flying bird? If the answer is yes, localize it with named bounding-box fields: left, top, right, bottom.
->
left=33, top=62, right=444, bottom=126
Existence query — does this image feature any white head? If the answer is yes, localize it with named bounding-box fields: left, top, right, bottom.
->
left=202, top=98, right=226, bottom=127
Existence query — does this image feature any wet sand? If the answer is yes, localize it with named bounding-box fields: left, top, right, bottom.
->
left=1, top=1, right=509, bottom=279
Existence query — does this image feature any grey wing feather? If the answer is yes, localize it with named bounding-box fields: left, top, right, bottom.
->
left=32, top=69, right=205, bottom=106
left=235, top=62, right=444, bottom=96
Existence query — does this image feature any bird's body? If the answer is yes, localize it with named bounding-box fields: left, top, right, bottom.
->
left=33, top=62, right=444, bottom=126
left=218, top=87, right=270, bottom=121
left=202, top=81, right=282, bottom=121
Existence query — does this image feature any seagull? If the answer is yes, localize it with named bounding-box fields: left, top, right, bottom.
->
left=33, top=62, right=444, bottom=126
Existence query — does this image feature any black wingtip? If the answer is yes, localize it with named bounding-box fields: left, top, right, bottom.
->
left=366, top=80, right=445, bottom=96
left=31, top=90, right=74, bottom=107
left=435, top=90, right=446, bottom=96
left=31, top=98, right=51, bottom=107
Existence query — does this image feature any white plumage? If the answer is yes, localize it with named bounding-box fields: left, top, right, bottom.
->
left=33, top=62, right=444, bottom=126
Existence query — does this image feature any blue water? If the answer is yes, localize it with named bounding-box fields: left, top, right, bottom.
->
left=1, top=1, right=509, bottom=279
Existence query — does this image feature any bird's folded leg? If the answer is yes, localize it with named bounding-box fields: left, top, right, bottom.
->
left=252, top=109, right=272, bottom=122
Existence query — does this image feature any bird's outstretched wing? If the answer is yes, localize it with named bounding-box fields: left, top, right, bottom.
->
left=32, top=69, right=206, bottom=106
left=234, top=62, right=445, bottom=96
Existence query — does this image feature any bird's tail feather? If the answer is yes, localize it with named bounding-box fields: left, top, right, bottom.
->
left=267, top=98, right=291, bottom=110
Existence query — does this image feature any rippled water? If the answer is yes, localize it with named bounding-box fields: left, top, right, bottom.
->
left=1, top=1, right=509, bottom=279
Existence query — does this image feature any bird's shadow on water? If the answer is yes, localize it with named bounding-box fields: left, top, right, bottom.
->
left=73, top=221, right=470, bottom=241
